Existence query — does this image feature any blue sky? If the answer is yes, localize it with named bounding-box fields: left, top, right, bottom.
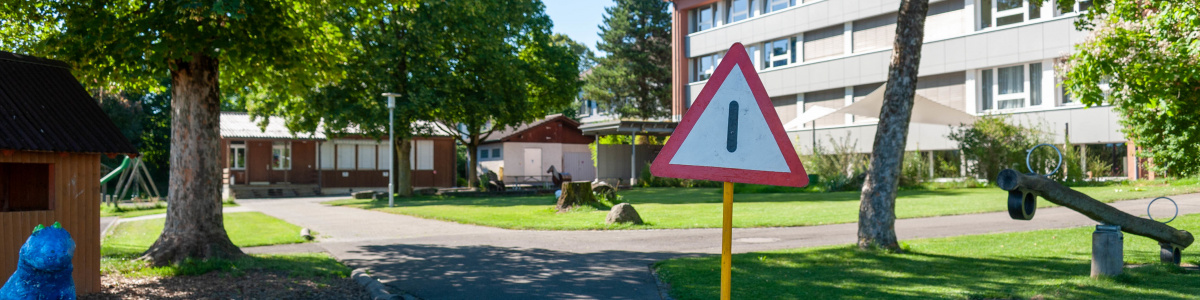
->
left=544, top=0, right=616, bottom=55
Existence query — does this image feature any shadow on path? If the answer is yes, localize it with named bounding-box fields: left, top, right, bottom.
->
left=340, top=243, right=693, bottom=300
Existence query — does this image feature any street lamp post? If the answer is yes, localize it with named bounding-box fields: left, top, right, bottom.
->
left=382, top=93, right=400, bottom=207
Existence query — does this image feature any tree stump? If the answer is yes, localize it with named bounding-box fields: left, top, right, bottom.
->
left=555, top=182, right=596, bottom=212
left=592, top=182, right=617, bottom=201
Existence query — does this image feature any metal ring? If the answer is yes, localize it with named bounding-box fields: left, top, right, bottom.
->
left=1025, top=144, right=1063, bottom=176
left=1147, top=197, right=1179, bottom=224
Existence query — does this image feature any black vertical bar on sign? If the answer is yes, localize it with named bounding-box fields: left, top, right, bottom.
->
left=727, top=101, right=738, bottom=153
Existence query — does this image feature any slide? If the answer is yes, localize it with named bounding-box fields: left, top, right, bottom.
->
left=100, top=156, right=130, bottom=184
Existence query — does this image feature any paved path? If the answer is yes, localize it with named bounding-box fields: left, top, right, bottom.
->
left=238, top=193, right=1200, bottom=300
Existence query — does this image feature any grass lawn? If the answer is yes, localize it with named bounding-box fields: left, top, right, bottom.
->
left=324, top=180, right=1200, bottom=230
left=102, top=212, right=310, bottom=256
left=101, top=201, right=238, bottom=218
left=654, top=213, right=1200, bottom=300
left=101, top=252, right=352, bottom=278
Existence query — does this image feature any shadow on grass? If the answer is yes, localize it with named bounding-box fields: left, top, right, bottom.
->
left=656, top=246, right=1200, bottom=300
left=101, top=252, right=352, bottom=278
left=330, top=187, right=986, bottom=209
left=338, top=243, right=692, bottom=300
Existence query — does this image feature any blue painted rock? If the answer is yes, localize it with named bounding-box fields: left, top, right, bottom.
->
left=0, top=222, right=76, bottom=300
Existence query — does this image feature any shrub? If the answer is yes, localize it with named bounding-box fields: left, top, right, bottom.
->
left=947, top=115, right=1046, bottom=183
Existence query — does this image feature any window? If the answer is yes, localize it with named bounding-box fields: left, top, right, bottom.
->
left=727, top=0, right=754, bottom=23
left=767, top=38, right=791, bottom=68
left=693, top=53, right=721, bottom=81
left=1, top=163, right=52, bottom=212
left=491, top=148, right=501, bottom=158
left=357, top=144, right=376, bottom=170
left=764, top=0, right=791, bottom=14
left=416, top=140, right=434, bottom=170
left=480, top=149, right=489, bottom=159
left=336, top=144, right=355, bottom=170
left=981, top=0, right=1046, bottom=29
left=981, top=63, right=1047, bottom=111
left=272, top=142, right=291, bottom=170
left=319, top=142, right=335, bottom=170
left=229, top=141, right=246, bottom=170
left=746, top=45, right=761, bottom=70
left=693, top=5, right=716, bottom=32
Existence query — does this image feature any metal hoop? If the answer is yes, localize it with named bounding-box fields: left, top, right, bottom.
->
left=1147, top=197, right=1179, bottom=224
left=1025, top=144, right=1063, bottom=176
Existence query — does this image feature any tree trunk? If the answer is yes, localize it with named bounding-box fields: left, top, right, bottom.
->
left=466, top=139, right=481, bottom=190
left=556, top=182, right=596, bottom=212
left=858, top=0, right=929, bottom=251
left=143, top=52, right=243, bottom=265
left=394, top=137, right=413, bottom=197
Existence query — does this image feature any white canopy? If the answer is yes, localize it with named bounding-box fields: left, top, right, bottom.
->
left=784, top=85, right=976, bottom=131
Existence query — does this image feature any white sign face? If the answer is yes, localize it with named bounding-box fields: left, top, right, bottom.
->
left=650, top=42, right=808, bottom=187
left=668, top=65, right=789, bottom=172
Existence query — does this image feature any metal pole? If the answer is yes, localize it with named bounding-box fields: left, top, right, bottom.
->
left=384, top=93, right=398, bottom=208
left=630, top=133, right=636, bottom=186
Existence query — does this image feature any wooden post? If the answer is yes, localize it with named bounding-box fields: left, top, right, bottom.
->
left=997, top=169, right=1194, bottom=249
left=721, top=182, right=733, bottom=300
left=1091, top=225, right=1124, bottom=278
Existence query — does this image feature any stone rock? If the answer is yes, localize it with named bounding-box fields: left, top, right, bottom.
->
left=351, top=190, right=376, bottom=199
left=605, top=203, right=643, bottom=225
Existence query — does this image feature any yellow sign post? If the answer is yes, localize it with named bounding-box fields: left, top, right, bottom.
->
left=650, top=43, right=809, bottom=299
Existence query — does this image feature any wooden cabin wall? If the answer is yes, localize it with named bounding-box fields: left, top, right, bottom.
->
left=0, top=151, right=101, bottom=294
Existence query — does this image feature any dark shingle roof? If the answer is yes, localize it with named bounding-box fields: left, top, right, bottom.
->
left=484, top=114, right=578, bottom=143
left=0, top=51, right=137, bottom=154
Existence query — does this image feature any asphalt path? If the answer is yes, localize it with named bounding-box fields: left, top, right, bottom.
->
left=237, top=192, right=1200, bottom=300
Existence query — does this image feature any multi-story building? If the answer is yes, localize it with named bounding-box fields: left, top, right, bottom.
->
left=669, top=0, right=1142, bottom=179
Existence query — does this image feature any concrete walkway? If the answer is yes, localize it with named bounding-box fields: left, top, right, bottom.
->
left=236, top=192, right=1200, bottom=300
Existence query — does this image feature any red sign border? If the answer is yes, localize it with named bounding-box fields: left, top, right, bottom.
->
left=651, top=43, right=809, bottom=187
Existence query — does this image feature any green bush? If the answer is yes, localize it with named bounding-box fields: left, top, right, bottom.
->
left=947, top=115, right=1046, bottom=183
left=639, top=162, right=722, bottom=188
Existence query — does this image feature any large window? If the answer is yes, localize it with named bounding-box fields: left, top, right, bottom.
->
left=727, top=0, right=754, bottom=23
left=272, top=142, right=291, bottom=170
left=693, top=53, right=721, bottom=82
left=980, top=0, right=1043, bottom=29
left=357, top=144, right=376, bottom=170
left=415, top=140, right=435, bottom=170
left=229, top=141, right=246, bottom=170
left=767, top=38, right=791, bottom=68
left=981, top=63, right=1044, bottom=111
left=693, top=5, right=716, bottom=32
left=0, top=163, right=52, bottom=212
left=746, top=45, right=761, bottom=70
left=764, top=0, right=792, bottom=14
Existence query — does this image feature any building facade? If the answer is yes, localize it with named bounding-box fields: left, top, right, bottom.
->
left=478, top=114, right=597, bottom=184
left=671, top=0, right=1137, bottom=178
left=219, top=112, right=456, bottom=196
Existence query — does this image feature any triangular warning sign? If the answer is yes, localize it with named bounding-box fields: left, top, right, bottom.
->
left=652, top=43, right=808, bottom=187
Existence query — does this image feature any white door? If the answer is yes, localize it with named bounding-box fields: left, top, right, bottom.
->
left=524, top=148, right=542, bottom=177
left=563, top=152, right=595, bottom=182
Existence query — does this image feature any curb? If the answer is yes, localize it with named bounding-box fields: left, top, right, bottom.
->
left=352, top=268, right=419, bottom=300
left=649, top=264, right=675, bottom=300
left=100, top=217, right=120, bottom=241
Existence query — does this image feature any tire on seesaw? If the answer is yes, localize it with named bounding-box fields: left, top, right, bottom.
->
left=1007, top=189, right=1037, bottom=220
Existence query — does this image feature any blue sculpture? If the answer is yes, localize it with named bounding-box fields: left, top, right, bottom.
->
left=0, top=222, right=76, bottom=300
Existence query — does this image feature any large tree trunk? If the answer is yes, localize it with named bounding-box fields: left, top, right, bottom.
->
left=394, top=137, right=413, bottom=197
left=858, top=0, right=929, bottom=251
left=143, top=52, right=243, bottom=265
left=466, top=139, right=481, bottom=190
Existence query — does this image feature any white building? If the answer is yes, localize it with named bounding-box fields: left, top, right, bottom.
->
left=669, top=0, right=1140, bottom=178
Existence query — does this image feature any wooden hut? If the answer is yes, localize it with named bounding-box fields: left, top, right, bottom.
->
left=0, top=51, right=138, bottom=295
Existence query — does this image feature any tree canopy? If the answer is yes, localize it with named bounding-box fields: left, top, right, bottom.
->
left=1060, top=1, right=1200, bottom=176
left=582, top=0, right=672, bottom=120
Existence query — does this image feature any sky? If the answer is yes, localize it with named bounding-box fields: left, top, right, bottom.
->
left=543, top=0, right=617, bottom=55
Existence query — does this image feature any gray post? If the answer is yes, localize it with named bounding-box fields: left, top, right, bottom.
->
left=630, top=132, right=637, bottom=186
left=383, top=93, right=398, bottom=207
left=1091, top=224, right=1124, bottom=278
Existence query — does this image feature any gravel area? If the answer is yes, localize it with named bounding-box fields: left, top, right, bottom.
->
left=81, top=271, right=370, bottom=300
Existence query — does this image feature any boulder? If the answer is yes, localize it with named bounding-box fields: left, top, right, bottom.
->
left=555, top=182, right=596, bottom=212
left=605, top=203, right=643, bottom=225
left=351, top=190, right=376, bottom=199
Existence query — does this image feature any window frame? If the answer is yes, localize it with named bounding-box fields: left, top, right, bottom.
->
left=980, top=62, right=1049, bottom=112
left=272, top=141, right=292, bottom=170
left=763, top=0, right=792, bottom=14
left=693, top=53, right=722, bottom=82
left=229, top=141, right=246, bottom=170
left=694, top=4, right=716, bottom=32
left=0, top=162, right=54, bottom=212
left=726, top=0, right=754, bottom=23
left=491, top=148, right=501, bottom=159
left=480, top=149, right=489, bottom=159
left=767, top=38, right=791, bottom=68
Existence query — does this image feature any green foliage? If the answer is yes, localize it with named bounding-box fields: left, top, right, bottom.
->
left=947, top=116, right=1046, bottom=182
left=802, top=134, right=868, bottom=192
left=583, top=0, right=673, bottom=119
left=900, top=151, right=930, bottom=187
left=552, top=33, right=596, bottom=73
left=102, top=212, right=310, bottom=257
left=639, top=162, right=721, bottom=188
left=1061, top=1, right=1200, bottom=176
